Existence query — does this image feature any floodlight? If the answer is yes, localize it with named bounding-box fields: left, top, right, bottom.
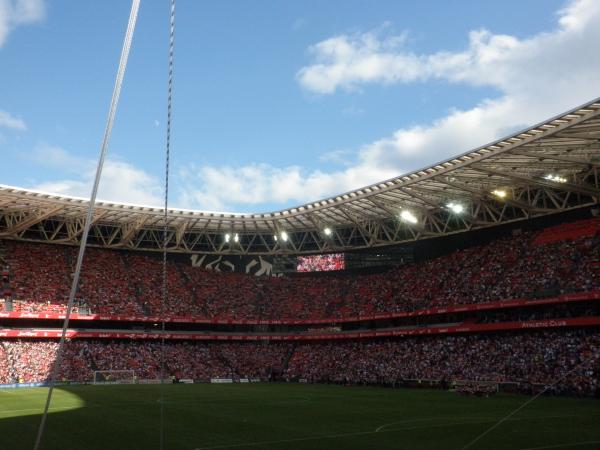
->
left=544, top=174, right=567, bottom=183
left=446, top=202, right=464, bottom=214
left=224, top=233, right=231, bottom=243
left=273, top=235, right=278, bottom=242
left=492, top=189, right=507, bottom=198
left=323, top=227, right=332, bottom=236
left=233, top=233, right=239, bottom=243
left=400, top=210, right=418, bottom=224
left=280, top=231, right=289, bottom=242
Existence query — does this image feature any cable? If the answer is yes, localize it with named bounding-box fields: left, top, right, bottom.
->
left=160, top=1, right=176, bottom=449
left=32, top=1, right=141, bottom=449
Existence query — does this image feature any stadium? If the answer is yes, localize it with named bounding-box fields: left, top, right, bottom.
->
left=1, top=2, right=600, bottom=450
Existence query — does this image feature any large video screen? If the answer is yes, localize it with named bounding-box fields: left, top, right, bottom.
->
left=296, top=253, right=345, bottom=272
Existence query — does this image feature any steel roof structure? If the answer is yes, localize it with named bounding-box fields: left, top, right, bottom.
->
left=1, top=97, right=599, bottom=255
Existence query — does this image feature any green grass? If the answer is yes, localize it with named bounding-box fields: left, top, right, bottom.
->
left=0, top=384, right=598, bottom=450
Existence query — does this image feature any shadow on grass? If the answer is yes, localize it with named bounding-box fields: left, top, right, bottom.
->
left=0, top=384, right=599, bottom=450
left=0, top=385, right=166, bottom=450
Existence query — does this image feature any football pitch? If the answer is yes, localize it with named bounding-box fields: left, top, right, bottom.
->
left=0, top=384, right=598, bottom=450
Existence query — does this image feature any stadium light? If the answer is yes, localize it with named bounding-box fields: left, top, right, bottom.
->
left=492, top=189, right=507, bottom=199
left=280, top=231, right=289, bottom=242
left=446, top=202, right=464, bottom=214
left=273, top=234, right=278, bottom=242
left=323, top=227, right=332, bottom=236
left=225, top=233, right=239, bottom=244
left=400, top=210, right=418, bottom=224
left=543, top=174, right=567, bottom=183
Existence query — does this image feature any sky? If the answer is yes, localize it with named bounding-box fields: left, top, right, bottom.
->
left=0, top=0, right=599, bottom=213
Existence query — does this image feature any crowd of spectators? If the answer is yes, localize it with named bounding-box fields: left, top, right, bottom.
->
left=5, top=241, right=71, bottom=310
left=0, top=340, right=283, bottom=383
left=286, top=329, right=600, bottom=396
left=80, top=248, right=142, bottom=315
left=1, top=219, right=598, bottom=321
left=0, top=330, right=598, bottom=396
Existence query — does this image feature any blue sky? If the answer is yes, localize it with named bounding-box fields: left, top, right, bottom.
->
left=0, top=0, right=598, bottom=212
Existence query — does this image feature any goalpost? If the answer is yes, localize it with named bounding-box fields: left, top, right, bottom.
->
left=452, top=380, right=499, bottom=396
left=92, top=370, right=136, bottom=385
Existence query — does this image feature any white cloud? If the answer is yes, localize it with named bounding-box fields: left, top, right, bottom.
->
left=0, top=0, right=45, bottom=47
left=29, top=145, right=163, bottom=207
left=297, top=30, right=414, bottom=94
left=178, top=162, right=390, bottom=212
left=0, top=110, right=26, bottom=130
left=298, top=2, right=600, bottom=96
left=28, top=143, right=87, bottom=169
left=318, top=148, right=356, bottom=165
left=172, top=0, right=600, bottom=212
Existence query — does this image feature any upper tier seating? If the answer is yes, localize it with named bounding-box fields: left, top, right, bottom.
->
left=1, top=218, right=599, bottom=320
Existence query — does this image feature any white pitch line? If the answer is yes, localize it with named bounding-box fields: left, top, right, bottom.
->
left=194, top=414, right=600, bottom=450
left=375, top=418, right=442, bottom=432
left=375, top=413, right=596, bottom=433
left=193, top=420, right=503, bottom=450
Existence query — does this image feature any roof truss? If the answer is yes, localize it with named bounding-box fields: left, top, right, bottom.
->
left=1, top=98, right=599, bottom=254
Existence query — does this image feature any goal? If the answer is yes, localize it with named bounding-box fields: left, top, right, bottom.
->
left=92, top=370, right=136, bottom=385
left=452, top=380, right=499, bottom=396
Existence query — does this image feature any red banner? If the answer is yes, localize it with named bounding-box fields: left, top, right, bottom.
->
left=0, top=316, right=598, bottom=341
left=1, top=291, right=598, bottom=326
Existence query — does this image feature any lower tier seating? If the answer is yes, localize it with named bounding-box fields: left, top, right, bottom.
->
left=1, top=329, right=598, bottom=396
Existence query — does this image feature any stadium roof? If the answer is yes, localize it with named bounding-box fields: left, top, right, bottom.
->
left=1, top=97, right=599, bottom=255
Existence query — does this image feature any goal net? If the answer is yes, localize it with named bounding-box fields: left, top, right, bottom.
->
left=92, top=370, right=136, bottom=385
left=452, top=380, right=499, bottom=396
